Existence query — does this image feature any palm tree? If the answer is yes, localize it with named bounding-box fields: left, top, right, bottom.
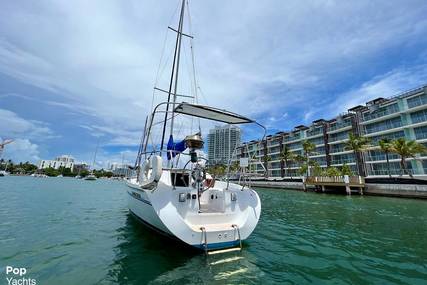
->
left=302, top=140, right=316, bottom=176
left=294, top=153, right=308, bottom=191
left=344, top=133, right=370, bottom=176
left=294, top=153, right=307, bottom=179
left=229, top=161, right=240, bottom=173
left=391, top=138, right=427, bottom=178
left=280, top=145, right=295, bottom=178
left=264, top=155, right=272, bottom=177
left=379, top=138, right=393, bottom=177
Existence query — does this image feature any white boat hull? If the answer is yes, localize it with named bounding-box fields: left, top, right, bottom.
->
left=126, top=170, right=261, bottom=251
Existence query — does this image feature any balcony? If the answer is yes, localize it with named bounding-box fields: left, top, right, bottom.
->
left=328, top=131, right=350, bottom=143
left=329, top=143, right=346, bottom=153
left=307, top=137, right=325, bottom=146
left=367, top=153, right=399, bottom=161
left=407, top=94, right=427, bottom=109
left=368, top=131, right=405, bottom=145
left=362, top=103, right=399, bottom=122
left=328, top=119, right=352, bottom=132
left=284, top=133, right=302, bottom=142
left=267, top=138, right=282, bottom=147
left=364, top=117, right=402, bottom=134
left=306, top=128, right=323, bottom=137
left=414, top=126, right=427, bottom=140
left=330, top=153, right=355, bottom=165
left=410, top=109, right=427, bottom=124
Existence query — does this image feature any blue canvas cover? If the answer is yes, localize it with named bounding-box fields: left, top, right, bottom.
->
left=166, top=135, right=186, bottom=160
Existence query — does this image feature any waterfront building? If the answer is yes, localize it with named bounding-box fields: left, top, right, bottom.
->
left=110, top=163, right=134, bottom=178
left=73, top=162, right=89, bottom=173
left=207, top=125, right=241, bottom=165
left=38, top=155, right=75, bottom=171
left=237, top=84, right=427, bottom=178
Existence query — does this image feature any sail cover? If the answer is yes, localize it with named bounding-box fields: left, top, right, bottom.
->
left=174, top=103, right=253, bottom=124
left=167, top=135, right=186, bottom=160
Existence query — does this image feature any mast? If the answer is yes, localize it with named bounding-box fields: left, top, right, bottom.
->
left=135, top=116, right=148, bottom=178
left=160, top=0, right=186, bottom=151
left=91, top=139, right=99, bottom=173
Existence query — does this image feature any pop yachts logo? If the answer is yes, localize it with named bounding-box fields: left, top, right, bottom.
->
left=5, top=266, right=36, bottom=285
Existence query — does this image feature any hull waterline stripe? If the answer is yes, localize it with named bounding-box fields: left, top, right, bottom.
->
left=192, top=240, right=241, bottom=250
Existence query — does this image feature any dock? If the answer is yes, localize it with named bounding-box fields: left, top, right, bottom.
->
left=304, top=175, right=365, bottom=195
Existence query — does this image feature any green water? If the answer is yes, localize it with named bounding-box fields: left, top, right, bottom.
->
left=0, top=176, right=426, bottom=284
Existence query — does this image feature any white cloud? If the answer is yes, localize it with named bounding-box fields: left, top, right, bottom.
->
left=0, top=0, right=427, bottom=153
left=93, top=149, right=138, bottom=170
left=328, top=64, right=427, bottom=114
left=1, top=138, right=40, bottom=163
left=0, top=108, right=56, bottom=140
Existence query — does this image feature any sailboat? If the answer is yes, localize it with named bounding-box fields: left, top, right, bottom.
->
left=85, top=140, right=99, bottom=181
left=126, top=0, right=266, bottom=254
left=0, top=160, right=11, bottom=176
left=0, top=139, right=13, bottom=177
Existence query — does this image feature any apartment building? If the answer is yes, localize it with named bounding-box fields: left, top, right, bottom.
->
left=38, top=155, right=75, bottom=171
left=208, top=125, right=241, bottom=165
left=237, top=84, right=427, bottom=177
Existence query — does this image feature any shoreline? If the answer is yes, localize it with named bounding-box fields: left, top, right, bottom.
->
left=237, top=180, right=427, bottom=199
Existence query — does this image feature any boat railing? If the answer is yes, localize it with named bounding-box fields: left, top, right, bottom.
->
left=136, top=149, right=209, bottom=171
left=226, top=139, right=267, bottom=189
left=138, top=101, right=267, bottom=188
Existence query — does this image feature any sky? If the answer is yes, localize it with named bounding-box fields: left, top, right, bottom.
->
left=1, top=0, right=427, bottom=167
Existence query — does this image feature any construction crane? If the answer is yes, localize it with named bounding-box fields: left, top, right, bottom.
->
left=0, top=139, right=14, bottom=160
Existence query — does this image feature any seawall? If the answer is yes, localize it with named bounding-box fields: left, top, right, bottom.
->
left=241, top=180, right=427, bottom=199
left=364, top=183, right=427, bottom=198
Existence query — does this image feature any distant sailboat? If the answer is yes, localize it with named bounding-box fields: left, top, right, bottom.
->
left=85, top=140, right=99, bottom=181
left=0, top=139, right=13, bottom=177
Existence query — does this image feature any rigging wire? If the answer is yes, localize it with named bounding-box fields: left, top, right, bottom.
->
left=181, top=43, right=194, bottom=132
left=151, top=28, right=170, bottom=113
left=186, top=0, right=202, bottom=134
left=150, top=0, right=181, bottom=113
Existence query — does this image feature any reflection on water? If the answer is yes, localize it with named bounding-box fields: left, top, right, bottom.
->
left=106, top=214, right=193, bottom=284
left=149, top=251, right=265, bottom=285
left=108, top=214, right=265, bottom=284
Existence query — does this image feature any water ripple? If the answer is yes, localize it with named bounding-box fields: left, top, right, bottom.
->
left=1, top=177, right=427, bottom=284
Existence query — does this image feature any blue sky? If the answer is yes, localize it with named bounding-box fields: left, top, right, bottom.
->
left=1, top=0, right=427, bottom=167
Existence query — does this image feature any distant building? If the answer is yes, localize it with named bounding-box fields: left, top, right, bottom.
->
left=38, top=155, right=75, bottom=171
left=110, top=163, right=134, bottom=178
left=208, top=125, right=241, bottom=165
left=73, top=162, right=89, bottom=174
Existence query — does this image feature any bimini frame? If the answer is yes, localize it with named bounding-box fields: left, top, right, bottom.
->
left=139, top=101, right=267, bottom=187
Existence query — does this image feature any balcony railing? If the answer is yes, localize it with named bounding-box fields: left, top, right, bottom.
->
left=328, top=121, right=352, bottom=132
left=364, top=118, right=402, bottom=134
left=362, top=104, right=399, bottom=122
left=415, top=126, right=427, bottom=140
left=331, top=159, right=354, bottom=165
left=306, top=128, right=323, bottom=137
left=410, top=109, right=427, bottom=124
left=407, top=94, right=427, bottom=109
left=284, top=133, right=301, bottom=142
left=367, top=154, right=399, bottom=161
left=329, top=132, right=350, bottom=142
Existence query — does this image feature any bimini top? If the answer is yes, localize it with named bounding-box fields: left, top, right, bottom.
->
left=174, top=103, right=254, bottom=124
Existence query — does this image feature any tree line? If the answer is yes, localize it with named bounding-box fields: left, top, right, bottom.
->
left=275, top=134, right=426, bottom=178
left=0, top=159, right=114, bottom=178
